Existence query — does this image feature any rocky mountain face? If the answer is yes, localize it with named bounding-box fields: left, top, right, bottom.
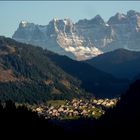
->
left=13, top=19, right=102, bottom=60
left=12, top=10, right=140, bottom=60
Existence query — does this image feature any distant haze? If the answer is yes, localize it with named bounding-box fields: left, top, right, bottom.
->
left=0, top=1, right=140, bottom=37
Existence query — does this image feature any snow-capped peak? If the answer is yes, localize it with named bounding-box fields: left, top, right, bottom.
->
left=63, top=18, right=70, bottom=25
left=20, top=20, right=28, bottom=27
left=13, top=10, right=140, bottom=61
left=115, top=12, right=126, bottom=20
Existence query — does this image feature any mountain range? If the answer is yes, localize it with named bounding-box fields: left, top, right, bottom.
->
left=86, top=49, right=140, bottom=80
left=13, top=10, right=140, bottom=60
left=0, top=8, right=140, bottom=137
left=0, top=36, right=128, bottom=102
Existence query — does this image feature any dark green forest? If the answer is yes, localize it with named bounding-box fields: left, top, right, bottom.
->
left=0, top=36, right=129, bottom=103
left=0, top=79, right=140, bottom=138
left=0, top=36, right=90, bottom=103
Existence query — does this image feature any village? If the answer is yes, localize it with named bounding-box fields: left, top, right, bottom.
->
left=33, top=98, right=118, bottom=120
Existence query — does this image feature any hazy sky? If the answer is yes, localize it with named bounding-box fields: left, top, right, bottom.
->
left=1, top=1, right=140, bottom=37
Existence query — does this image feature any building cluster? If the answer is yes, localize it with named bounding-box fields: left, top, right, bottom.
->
left=92, top=98, right=117, bottom=107
left=33, top=98, right=117, bottom=120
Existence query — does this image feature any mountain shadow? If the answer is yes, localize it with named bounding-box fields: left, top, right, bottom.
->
left=0, top=36, right=128, bottom=100
left=86, top=48, right=140, bottom=80
left=0, top=79, right=140, bottom=138
left=60, top=79, right=140, bottom=138
left=0, top=100, right=64, bottom=138
left=46, top=51, right=128, bottom=98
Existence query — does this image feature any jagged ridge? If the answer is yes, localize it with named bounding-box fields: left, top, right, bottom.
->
left=12, top=10, right=140, bottom=60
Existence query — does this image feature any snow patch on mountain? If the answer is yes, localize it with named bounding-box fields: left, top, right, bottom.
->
left=20, top=21, right=28, bottom=27
left=12, top=10, right=140, bottom=60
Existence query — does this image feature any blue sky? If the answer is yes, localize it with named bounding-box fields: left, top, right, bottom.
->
left=0, top=1, right=140, bottom=37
